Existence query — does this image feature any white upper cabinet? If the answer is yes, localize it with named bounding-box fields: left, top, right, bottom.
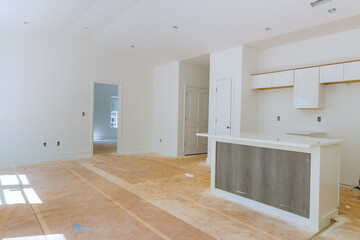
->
left=294, top=67, right=325, bottom=109
left=272, top=70, right=294, bottom=87
left=251, top=74, right=272, bottom=89
left=251, top=70, right=294, bottom=89
left=344, top=61, right=360, bottom=81
left=320, top=64, right=344, bottom=83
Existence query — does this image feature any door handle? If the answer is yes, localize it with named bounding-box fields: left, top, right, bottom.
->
left=227, top=126, right=230, bottom=129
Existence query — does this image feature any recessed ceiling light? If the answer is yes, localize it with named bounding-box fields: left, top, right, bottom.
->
left=83, top=26, right=88, bottom=30
left=131, top=45, right=136, bottom=48
left=265, top=27, right=272, bottom=32
left=172, top=25, right=179, bottom=29
left=23, top=22, right=29, bottom=24
left=328, top=8, right=337, bottom=13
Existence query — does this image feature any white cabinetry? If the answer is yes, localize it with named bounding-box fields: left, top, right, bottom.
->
left=251, top=70, right=293, bottom=89
left=251, top=74, right=272, bottom=89
left=273, top=70, right=294, bottom=87
left=344, top=61, right=360, bottom=81
left=294, top=67, right=324, bottom=109
left=320, top=64, right=344, bottom=83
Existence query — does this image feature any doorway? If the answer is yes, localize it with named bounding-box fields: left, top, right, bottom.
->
left=184, top=86, right=209, bottom=155
left=92, top=82, right=122, bottom=155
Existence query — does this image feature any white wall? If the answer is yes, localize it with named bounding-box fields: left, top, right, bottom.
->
left=177, top=62, right=209, bottom=156
left=208, top=46, right=243, bottom=136
left=0, top=33, right=153, bottom=164
left=240, top=46, right=259, bottom=132
left=256, top=28, right=360, bottom=186
left=94, top=83, right=118, bottom=140
left=153, top=62, right=180, bottom=156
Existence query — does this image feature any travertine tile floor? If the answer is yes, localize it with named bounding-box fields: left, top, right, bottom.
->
left=0, top=153, right=359, bottom=240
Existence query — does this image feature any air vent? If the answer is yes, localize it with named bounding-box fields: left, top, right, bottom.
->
left=310, top=0, right=332, bottom=8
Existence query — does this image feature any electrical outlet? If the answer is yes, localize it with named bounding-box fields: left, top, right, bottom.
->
left=43, top=142, right=47, bottom=147
left=317, top=116, right=322, bottom=122
left=57, top=141, right=60, bottom=146
left=82, top=112, right=85, bottom=116
left=277, top=116, right=280, bottom=121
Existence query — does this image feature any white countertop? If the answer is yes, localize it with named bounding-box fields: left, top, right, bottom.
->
left=197, top=132, right=344, bottom=148
left=285, top=131, right=325, bottom=136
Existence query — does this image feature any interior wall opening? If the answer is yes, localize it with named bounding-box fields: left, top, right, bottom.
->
left=93, top=82, right=119, bottom=155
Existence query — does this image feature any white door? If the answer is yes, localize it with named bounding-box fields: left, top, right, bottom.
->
left=216, top=78, right=232, bottom=135
left=184, top=87, right=209, bottom=155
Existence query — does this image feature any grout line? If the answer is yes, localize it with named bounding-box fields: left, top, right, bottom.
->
left=59, top=162, right=171, bottom=240
left=94, top=159, right=281, bottom=240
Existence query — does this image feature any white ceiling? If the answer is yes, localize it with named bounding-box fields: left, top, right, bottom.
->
left=1, top=0, right=360, bottom=65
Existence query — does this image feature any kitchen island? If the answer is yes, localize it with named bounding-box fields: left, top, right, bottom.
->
left=197, top=132, right=343, bottom=231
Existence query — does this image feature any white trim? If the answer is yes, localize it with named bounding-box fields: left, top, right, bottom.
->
left=212, top=188, right=314, bottom=230
left=177, top=151, right=185, bottom=157
left=214, top=76, right=234, bottom=135
left=91, top=80, right=123, bottom=155
left=0, top=151, right=92, bottom=166
left=120, top=147, right=152, bottom=155
left=152, top=148, right=178, bottom=157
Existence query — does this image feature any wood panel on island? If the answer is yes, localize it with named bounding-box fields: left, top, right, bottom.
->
left=197, top=132, right=344, bottom=232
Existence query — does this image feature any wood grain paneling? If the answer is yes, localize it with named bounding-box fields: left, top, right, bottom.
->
left=215, top=142, right=311, bottom=218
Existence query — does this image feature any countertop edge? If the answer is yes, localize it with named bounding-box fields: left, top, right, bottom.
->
left=196, top=133, right=344, bottom=148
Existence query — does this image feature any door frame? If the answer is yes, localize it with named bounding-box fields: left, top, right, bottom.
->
left=183, top=85, right=209, bottom=155
left=215, top=76, right=234, bottom=135
left=90, top=80, right=123, bottom=155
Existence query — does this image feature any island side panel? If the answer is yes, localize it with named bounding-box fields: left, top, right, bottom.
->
left=318, top=144, right=341, bottom=229
left=215, top=142, right=311, bottom=218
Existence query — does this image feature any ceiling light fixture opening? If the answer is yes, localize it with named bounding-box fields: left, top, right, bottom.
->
left=310, top=0, right=332, bottom=8
left=131, top=45, right=136, bottom=48
left=328, top=8, right=337, bottom=13
left=83, top=26, right=88, bottom=30
left=173, top=25, right=179, bottom=29
left=23, top=22, right=29, bottom=24
left=265, top=27, right=272, bottom=32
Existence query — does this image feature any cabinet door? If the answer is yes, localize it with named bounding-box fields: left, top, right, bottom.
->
left=344, top=61, right=360, bottom=81
left=320, top=64, right=344, bottom=83
left=294, top=67, right=324, bottom=109
left=251, top=74, right=272, bottom=89
left=272, top=70, right=294, bottom=87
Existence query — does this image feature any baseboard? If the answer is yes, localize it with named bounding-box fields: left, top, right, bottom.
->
left=152, top=148, right=178, bottom=157
left=177, top=152, right=185, bottom=157
left=120, top=147, right=152, bottom=155
left=0, top=151, right=92, bottom=166
left=212, top=188, right=313, bottom=231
